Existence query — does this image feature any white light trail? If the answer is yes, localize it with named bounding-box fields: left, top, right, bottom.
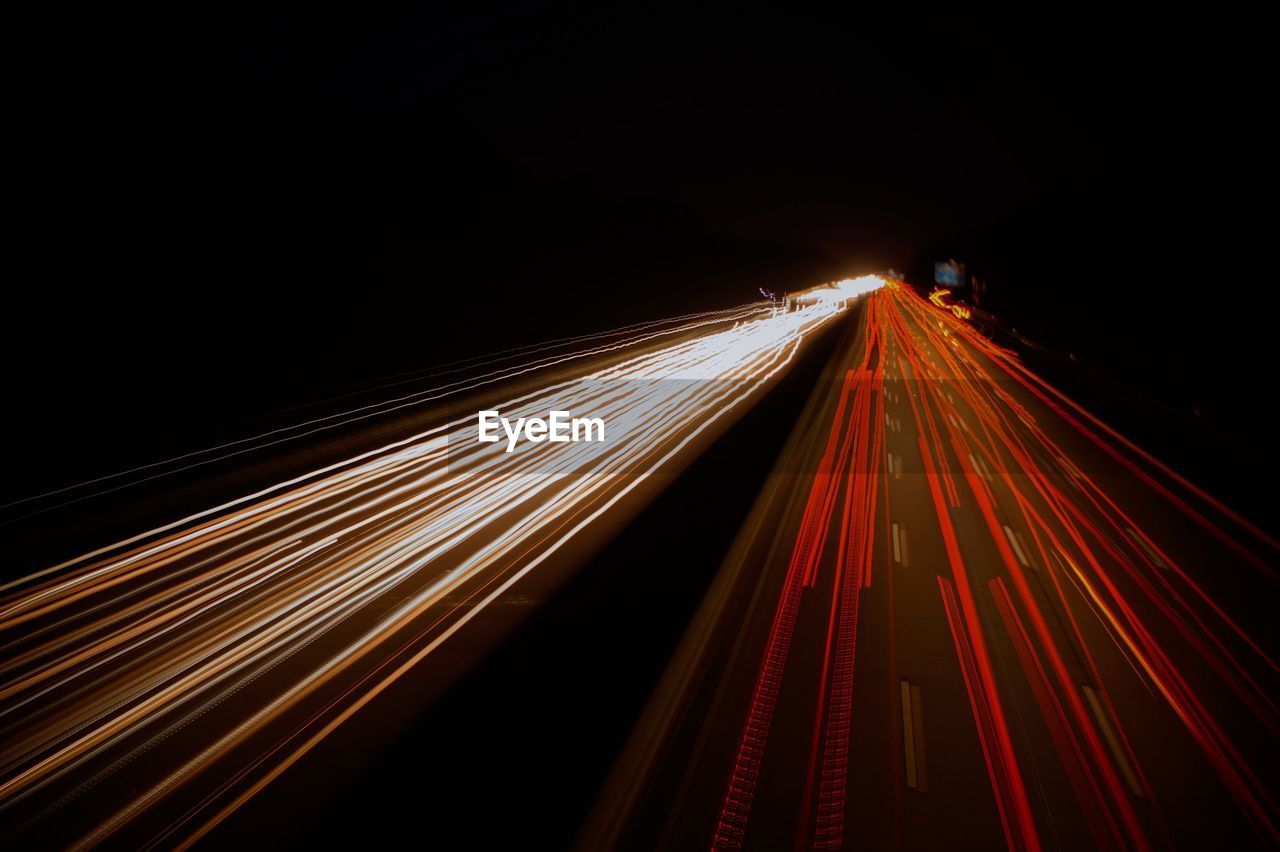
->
left=0, top=294, right=865, bottom=847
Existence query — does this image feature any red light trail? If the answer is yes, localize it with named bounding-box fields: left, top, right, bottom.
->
left=591, top=280, right=1278, bottom=851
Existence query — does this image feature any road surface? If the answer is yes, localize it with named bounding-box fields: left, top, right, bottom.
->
left=585, top=281, right=1279, bottom=851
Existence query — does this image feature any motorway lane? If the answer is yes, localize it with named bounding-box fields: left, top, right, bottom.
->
left=585, top=281, right=1278, bottom=851
left=884, top=286, right=1277, bottom=850
left=0, top=295, right=866, bottom=849
left=580, top=300, right=888, bottom=851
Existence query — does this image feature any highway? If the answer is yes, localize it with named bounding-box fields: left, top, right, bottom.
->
left=0, top=290, right=875, bottom=849
left=584, top=281, right=1279, bottom=851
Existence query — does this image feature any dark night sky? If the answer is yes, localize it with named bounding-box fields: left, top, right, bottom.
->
left=60, top=5, right=1249, bottom=260
left=6, top=4, right=1277, bottom=494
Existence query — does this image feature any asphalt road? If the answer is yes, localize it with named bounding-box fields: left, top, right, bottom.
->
left=3, top=279, right=1274, bottom=850
left=587, top=282, right=1278, bottom=851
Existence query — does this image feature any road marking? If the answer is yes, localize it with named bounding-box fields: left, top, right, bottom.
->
left=969, top=453, right=993, bottom=482
left=1003, top=525, right=1031, bottom=567
left=891, top=524, right=909, bottom=566
left=901, top=680, right=927, bottom=790
left=1058, top=456, right=1084, bottom=490
left=887, top=452, right=903, bottom=479
left=1014, top=529, right=1034, bottom=569
left=1082, top=685, right=1145, bottom=797
left=1125, top=527, right=1167, bottom=569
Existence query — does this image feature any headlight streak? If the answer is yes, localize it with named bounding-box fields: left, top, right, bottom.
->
left=0, top=303, right=775, bottom=524
left=0, top=292, right=872, bottom=848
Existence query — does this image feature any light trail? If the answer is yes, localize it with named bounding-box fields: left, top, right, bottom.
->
left=873, top=280, right=1276, bottom=848
left=0, top=294, right=862, bottom=848
left=883, top=280, right=1279, bottom=847
left=0, top=303, right=776, bottom=523
left=596, top=277, right=1278, bottom=851
left=714, top=295, right=886, bottom=849
left=927, top=287, right=972, bottom=320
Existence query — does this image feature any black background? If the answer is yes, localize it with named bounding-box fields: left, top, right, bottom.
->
left=8, top=5, right=1277, bottom=501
